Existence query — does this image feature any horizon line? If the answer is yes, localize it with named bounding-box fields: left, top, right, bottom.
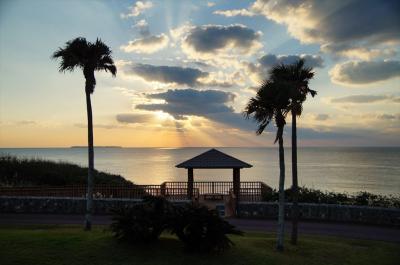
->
left=1, top=146, right=400, bottom=149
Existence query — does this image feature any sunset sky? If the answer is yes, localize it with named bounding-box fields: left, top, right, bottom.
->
left=0, top=0, right=399, bottom=147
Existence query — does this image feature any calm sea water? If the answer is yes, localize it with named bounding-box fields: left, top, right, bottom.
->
left=1, top=147, right=399, bottom=195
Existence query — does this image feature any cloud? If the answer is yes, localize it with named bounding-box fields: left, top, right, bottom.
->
left=330, top=94, right=400, bottom=104
left=258, top=54, right=323, bottom=68
left=214, top=9, right=255, bottom=17
left=135, top=89, right=257, bottom=131
left=377, top=114, right=399, bottom=120
left=184, top=24, right=261, bottom=53
left=330, top=60, right=400, bottom=85
left=125, top=63, right=207, bottom=86
left=120, top=34, right=169, bottom=54
left=321, top=44, right=397, bottom=60
left=116, top=113, right=154, bottom=124
left=122, top=63, right=234, bottom=87
left=136, top=89, right=235, bottom=118
left=251, top=0, right=400, bottom=57
left=207, top=2, right=216, bottom=7
left=133, top=19, right=150, bottom=37
left=16, top=120, right=36, bottom=125
left=121, top=1, right=153, bottom=18
left=179, top=24, right=262, bottom=62
left=246, top=53, right=323, bottom=84
left=74, top=123, right=123, bottom=129
left=313, top=114, right=330, bottom=121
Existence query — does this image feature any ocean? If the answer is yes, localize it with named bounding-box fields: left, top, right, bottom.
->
left=1, top=147, right=399, bottom=195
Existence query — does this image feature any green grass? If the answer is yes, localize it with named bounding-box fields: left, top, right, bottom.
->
left=0, top=226, right=399, bottom=265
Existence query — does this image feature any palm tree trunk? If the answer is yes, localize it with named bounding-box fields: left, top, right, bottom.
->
left=291, top=112, right=299, bottom=245
left=84, top=90, right=94, bottom=231
left=277, top=132, right=285, bottom=251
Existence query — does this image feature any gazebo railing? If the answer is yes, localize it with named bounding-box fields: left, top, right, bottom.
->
left=162, top=181, right=271, bottom=198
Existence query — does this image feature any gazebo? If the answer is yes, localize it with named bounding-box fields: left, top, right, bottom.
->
left=176, top=148, right=252, bottom=201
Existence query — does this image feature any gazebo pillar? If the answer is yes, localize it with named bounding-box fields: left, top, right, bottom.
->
left=233, top=168, right=240, bottom=215
left=187, top=168, right=194, bottom=199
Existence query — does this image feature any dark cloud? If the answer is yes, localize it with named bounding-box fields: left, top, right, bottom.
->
left=313, top=114, right=330, bottom=121
left=124, top=63, right=233, bottom=87
left=127, top=64, right=208, bottom=86
left=246, top=53, right=323, bottom=84
left=258, top=54, right=324, bottom=69
left=136, top=89, right=234, bottom=118
left=120, top=34, right=169, bottom=54
left=135, top=88, right=257, bottom=130
left=330, top=60, right=400, bottom=85
left=331, top=94, right=400, bottom=104
left=116, top=113, right=154, bottom=124
left=128, top=88, right=399, bottom=144
left=377, top=114, right=398, bottom=120
left=308, top=0, right=399, bottom=44
left=252, top=0, right=400, bottom=55
left=183, top=24, right=261, bottom=54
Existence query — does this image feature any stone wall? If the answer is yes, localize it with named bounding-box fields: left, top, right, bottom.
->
left=2, top=197, right=399, bottom=226
left=0, top=196, right=189, bottom=215
left=237, top=202, right=400, bottom=226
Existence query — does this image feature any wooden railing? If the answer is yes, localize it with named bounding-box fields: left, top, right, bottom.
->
left=0, top=181, right=271, bottom=201
left=162, top=181, right=271, bottom=201
left=0, top=185, right=155, bottom=199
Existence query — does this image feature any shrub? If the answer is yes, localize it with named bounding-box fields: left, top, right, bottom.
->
left=170, top=203, right=243, bottom=253
left=263, top=187, right=400, bottom=208
left=110, top=196, right=173, bottom=244
left=0, top=155, right=132, bottom=186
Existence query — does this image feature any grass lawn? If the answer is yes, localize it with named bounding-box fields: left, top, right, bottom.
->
left=0, top=225, right=399, bottom=265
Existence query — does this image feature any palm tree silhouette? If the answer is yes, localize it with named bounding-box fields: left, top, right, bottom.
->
left=244, top=80, right=290, bottom=251
left=52, top=37, right=116, bottom=230
left=269, top=59, right=316, bottom=245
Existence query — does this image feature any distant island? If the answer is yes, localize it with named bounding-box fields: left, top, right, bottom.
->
left=70, top=146, right=122, bottom=148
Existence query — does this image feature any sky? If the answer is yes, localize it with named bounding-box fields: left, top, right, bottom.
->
left=0, top=0, right=399, bottom=147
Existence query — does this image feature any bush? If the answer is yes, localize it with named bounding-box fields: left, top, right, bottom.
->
left=110, top=198, right=243, bottom=253
left=0, top=155, right=132, bottom=186
left=170, top=203, right=243, bottom=253
left=110, top=196, right=173, bottom=244
left=263, top=187, right=400, bottom=208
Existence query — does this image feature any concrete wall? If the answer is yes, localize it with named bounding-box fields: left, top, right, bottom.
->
left=237, top=202, right=400, bottom=226
left=0, top=196, right=189, bottom=215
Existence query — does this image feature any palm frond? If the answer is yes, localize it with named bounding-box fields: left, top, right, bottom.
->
left=52, top=37, right=89, bottom=72
left=52, top=37, right=117, bottom=91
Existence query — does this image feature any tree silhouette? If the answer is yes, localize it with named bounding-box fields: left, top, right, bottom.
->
left=52, top=37, right=116, bottom=230
left=244, top=80, right=290, bottom=251
left=269, top=59, right=316, bottom=245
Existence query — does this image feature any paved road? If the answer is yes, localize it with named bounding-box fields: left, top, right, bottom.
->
left=0, top=213, right=399, bottom=243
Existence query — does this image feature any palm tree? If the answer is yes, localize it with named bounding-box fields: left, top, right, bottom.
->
left=52, top=37, right=116, bottom=230
left=244, top=80, right=290, bottom=251
left=269, top=59, right=316, bottom=245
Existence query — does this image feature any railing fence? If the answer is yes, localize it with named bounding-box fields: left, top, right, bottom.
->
left=0, top=181, right=271, bottom=201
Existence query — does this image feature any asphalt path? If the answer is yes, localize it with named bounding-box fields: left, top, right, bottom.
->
left=0, top=213, right=399, bottom=243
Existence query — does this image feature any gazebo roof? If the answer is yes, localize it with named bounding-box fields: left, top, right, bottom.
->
left=176, top=148, right=252, bottom=169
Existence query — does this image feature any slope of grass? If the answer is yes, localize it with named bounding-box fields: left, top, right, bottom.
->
left=0, top=225, right=398, bottom=265
left=0, top=156, right=133, bottom=186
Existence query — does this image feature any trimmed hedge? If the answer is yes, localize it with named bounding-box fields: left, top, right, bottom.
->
left=263, top=187, right=400, bottom=208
